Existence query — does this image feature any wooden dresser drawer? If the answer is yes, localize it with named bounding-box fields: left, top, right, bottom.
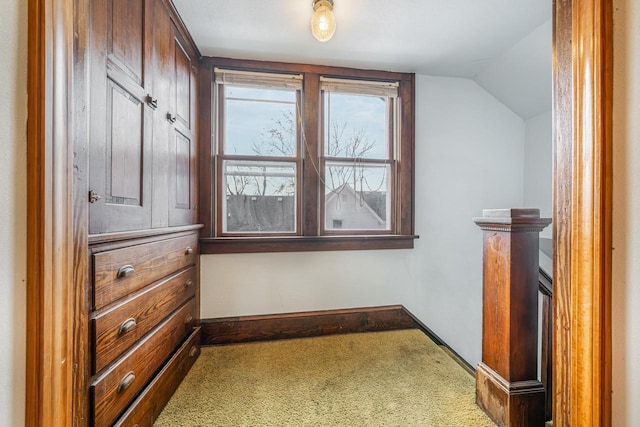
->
left=92, top=267, right=197, bottom=373
left=114, top=327, right=201, bottom=427
left=91, top=299, right=197, bottom=427
left=92, top=233, right=198, bottom=309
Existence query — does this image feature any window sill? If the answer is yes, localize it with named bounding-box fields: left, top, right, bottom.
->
left=199, top=234, right=419, bottom=254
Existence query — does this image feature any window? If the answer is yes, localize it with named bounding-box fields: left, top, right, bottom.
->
left=321, top=78, right=397, bottom=233
left=215, top=70, right=302, bottom=235
left=200, top=59, right=416, bottom=253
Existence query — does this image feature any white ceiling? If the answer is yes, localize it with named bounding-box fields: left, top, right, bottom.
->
left=173, top=0, right=552, bottom=119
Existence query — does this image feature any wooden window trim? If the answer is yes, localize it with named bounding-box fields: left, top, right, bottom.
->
left=199, top=58, right=416, bottom=253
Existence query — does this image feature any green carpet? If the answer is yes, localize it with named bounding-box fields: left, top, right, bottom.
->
left=154, top=329, right=495, bottom=426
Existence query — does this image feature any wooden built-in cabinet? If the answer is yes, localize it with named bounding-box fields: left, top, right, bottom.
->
left=89, top=0, right=198, bottom=234
left=88, top=229, right=201, bottom=426
left=82, top=0, right=202, bottom=425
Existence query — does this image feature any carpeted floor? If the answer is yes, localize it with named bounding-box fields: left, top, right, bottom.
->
left=154, top=329, right=496, bottom=426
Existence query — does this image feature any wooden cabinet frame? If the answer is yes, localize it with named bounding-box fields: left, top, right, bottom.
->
left=26, top=0, right=612, bottom=426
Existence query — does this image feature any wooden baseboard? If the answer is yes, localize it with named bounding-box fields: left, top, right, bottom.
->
left=201, top=305, right=418, bottom=345
left=401, top=307, right=475, bottom=374
left=200, top=305, right=474, bottom=374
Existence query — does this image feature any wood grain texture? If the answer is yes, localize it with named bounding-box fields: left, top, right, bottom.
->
left=552, top=1, right=574, bottom=423
left=302, top=73, right=320, bottom=236
left=474, top=210, right=550, bottom=426
left=26, top=0, right=75, bottom=425
left=88, top=0, right=154, bottom=234
left=91, top=299, right=197, bottom=426
left=92, top=232, right=198, bottom=309
left=72, top=0, right=92, bottom=422
left=201, top=305, right=419, bottom=345
left=197, top=63, right=213, bottom=236
left=398, top=75, right=415, bottom=236
left=92, top=266, right=197, bottom=373
left=200, top=234, right=417, bottom=254
left=113, top=328, right=201, bottom=427
left=553, top=0, right=613, bottom=425
left=201, top=56, right=413, bottom=82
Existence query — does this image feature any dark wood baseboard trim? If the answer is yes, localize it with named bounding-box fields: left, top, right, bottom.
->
left=400, top=307, right=475, bottom=374
left=201, top=305, right=419, bottom=345
left=200, top=305, right=474, bottom=374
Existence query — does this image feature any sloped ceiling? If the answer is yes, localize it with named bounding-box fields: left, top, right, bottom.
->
left=173, top=0, right=552, bottom=119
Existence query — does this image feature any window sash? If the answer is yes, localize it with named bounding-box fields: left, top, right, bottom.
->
left=217, top=155, right=301, bottom=236
left=320, top=159, right=395, bottom=234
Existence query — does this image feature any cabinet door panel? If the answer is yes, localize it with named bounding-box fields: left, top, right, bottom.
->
left=168, top=29, right=198, bottom=226
left=175, top=131, right=191, bottom=209
left=108, top=82, right=143, bottom=204
left=89, top=0, right=153, bottom=233
left=109, top=0, right=144, bottom=83
left=150, top=0, right=174, bottom=228
left=175, top=41, right=191, bottom=128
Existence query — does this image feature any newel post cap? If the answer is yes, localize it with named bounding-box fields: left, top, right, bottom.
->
left=473, top=208, right=552, bottom=232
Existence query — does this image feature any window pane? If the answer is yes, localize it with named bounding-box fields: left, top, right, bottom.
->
left=223, top=160, right=296, bottom=233
left=323, top=92, right=388, bottom=159
left=324, top=162, right=391, bottom=231
left=224, top=86, right=297, bottom=157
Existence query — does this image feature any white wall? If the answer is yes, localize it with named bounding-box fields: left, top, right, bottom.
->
left=523, top=110, right=552, bottom=239
left=612, top=0, right=640, bottom=425
left=475, top=19, right=552, bottom=120
left=200, top=74, right=525, bottom=367
left=0, top=0, right=27, bottom=425
left=404, top=75, right=524, bottom=365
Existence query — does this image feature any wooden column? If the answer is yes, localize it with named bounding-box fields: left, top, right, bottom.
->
left=474, top=208, right=551, bottom=427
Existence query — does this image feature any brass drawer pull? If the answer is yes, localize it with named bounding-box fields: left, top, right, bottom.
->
left=189, top=346, right=198, bottom=357
left=118, top=318, right=137, bottom=336
left=116, top=265, right=135, bottom=278
left=185, top=246, right=193, bottom=255
left=184, top=279, right=193, bottom=289
left=117, top=371, right=135, bottom=393
left=184, top=314, right=193, bottom=324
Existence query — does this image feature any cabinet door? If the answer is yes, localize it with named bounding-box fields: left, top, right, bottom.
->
left=168, top=30, right=198, bottom=226
left=89, top=0, right=154, bottom=233
left=149, top=0, right=174, bottom=228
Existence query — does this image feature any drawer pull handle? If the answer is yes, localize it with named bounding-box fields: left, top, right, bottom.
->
left=189, top=346, right=198, bottom=357
left=118, top=318, right=137, bottom=336
left=117, top=372, right=136, bottom=393
left=184, top=314, right=193, bottom=324
left=185, top=246, right=193, bottom=255
left=185, top=279, right=194, bottom=289
left=116, top=265, right=135, bottom=278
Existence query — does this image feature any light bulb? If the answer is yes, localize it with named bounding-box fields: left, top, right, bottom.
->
left=311, top=0, right=336, bottom=42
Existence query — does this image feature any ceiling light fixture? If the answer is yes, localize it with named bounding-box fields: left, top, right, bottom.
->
left=311, top=0, right=336, bottom=43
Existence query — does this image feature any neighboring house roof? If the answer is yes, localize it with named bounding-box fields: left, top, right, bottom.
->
left=325, top=184, right=387, bottom=229
left=225, top=184, right=387, bottom=232
left=225, top=194, right=295, bottom=232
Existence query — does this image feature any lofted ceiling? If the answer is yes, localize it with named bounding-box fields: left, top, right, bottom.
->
left=173, top=0, right=552, bottom=119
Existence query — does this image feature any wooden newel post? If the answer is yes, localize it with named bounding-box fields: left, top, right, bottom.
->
left=473, top=208, right=551, bottom=426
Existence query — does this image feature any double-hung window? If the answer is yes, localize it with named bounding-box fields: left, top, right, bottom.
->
left=202, top=59, right=416, bottom=253
left=320, top=77, right=398, bottom=234
left=215, top=69, right=302, bottom=235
